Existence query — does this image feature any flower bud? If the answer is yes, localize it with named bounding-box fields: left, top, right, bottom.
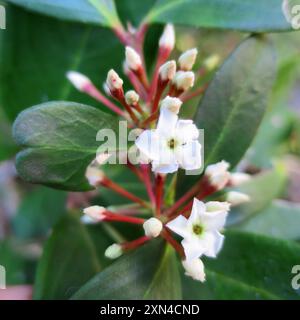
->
left=96, top=152, right=112, bottom=165
left=182, top=259, right=206, bottom=282
left=226, top=191, right=250, bottom=206
left=85, top=166, right=105, bottom=186
left=159, top=23, right=175, bottom=51
left=160, top=96, right=182, bottom=114
left=66, top=71, right=91, bottom=91
left=143, top=218, right=163, bottom=238
left=205, top=201, right=231, bottom=213
left=80, top=215, right=98, bottom=225
left=125, top=90, right=139, bottom=105
left=105, top=244, right=123, bottom=259
left=125, top=46, right=142, bottom=71
left=173, top=71, right=195, bottom=91
left=203, top=54, right=220, bottom=71
left=159, top=60, right=176, bottom=81
left=106, top=69, right=123, bottom=92
left=229, top=172, right=251, bottom=186
left=178, top=48, right=198, bottom=71
left=83, top=205, right=106, bottom=221
left=205, top=160, right=230, bottom=190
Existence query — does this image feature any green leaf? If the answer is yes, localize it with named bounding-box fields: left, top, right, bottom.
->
left=0, top=239, right=36, bottom=285
left=33, top=214, right=112, bottom=299
left=183, top=231, right=300, bottom=300
left=147, top=0, right=293, bottom=32
left=0, top=5, right=124, bottom=121
left=234, top=200, right=300, bottom=240
left=72, top=241, right=182, bottom=300
left=177, top=36, right=276, bottom=196
left=198, top=36, right=276, bottom=167
left=227, top=162, right=287, bottom=226
left=5, top=0, right=121, bottom=27
left=13, top=101, right=118, bottom=191
left=12, top=187, right=67, bottom=239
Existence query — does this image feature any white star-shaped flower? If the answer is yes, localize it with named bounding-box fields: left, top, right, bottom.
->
left=166, top=199, right=230, bottom=260
left=135, top=97, right=201, bottom=174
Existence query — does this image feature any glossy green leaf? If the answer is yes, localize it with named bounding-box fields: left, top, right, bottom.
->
left=72, top=241, right=182, bottom=300
left=12, top=187, right=67, bottom=239
left=198, top=36, right=276, bottom=167
left=13, top=101, right=118, bottom=191
left=5, top=0, right=121, bottom=27
left=234, top=200, right=300, bottom=240
left=34, top=215, right=112, bottom=299
left=227, top=162, right=287, bottom=226
left=183, top=231, right=300, bottom=299
left=147, top=0, right=293, bottom=32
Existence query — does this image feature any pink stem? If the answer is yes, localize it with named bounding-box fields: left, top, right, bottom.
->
left=140, top=164, right=156, bottom=206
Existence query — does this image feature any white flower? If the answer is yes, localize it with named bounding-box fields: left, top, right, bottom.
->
left=159, top=60, right=176, bottom=81
left=125, top=90, right=139, bottom=105
left=166, top=198, right=229, bottom=260
left=135, top=100, right=201, bottom=174
left=182, top=259, right=206, bottom=282
left=85, top=166, right=105, bottom=186
left=226, top=191, right=250, bottom=206
left=159, top=23, right=175, bottom=51
left=143, top=218, right=163, bottom=238
left=105, top=244, right=123, bottom=259
left=229, top=172, right=251, bottom=186
left=66, top=71, right=91, bottom=91
left=178, top=48, right=198, bottom=71
left=125, top=46, right=142, bottom=71
left=83, top=205, right=106, bottom=221
left=173, top=71, right=195, bottom=91
left=205, top=161, right=230, bottom=190
left=106, top=69, right=123, bottom=91
left=203, top=54, right=220, bottom=71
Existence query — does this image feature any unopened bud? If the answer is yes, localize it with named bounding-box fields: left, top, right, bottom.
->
left=229, top=172, right=251, bottom=186
left=105, top=243, right=123, bottom=259
left=161, top=96, right=182, bottom=114
left=96, top=152, right=112, bottom=165
left=83, top=205, right=106, bottom=221
left=85, top=166, right=105, bottom=186
left=173, top=71, right=195, bottom=91
left=143, top=218, right=163, bottom=238
left=159, top=23, right=175, bottom=51
left=66, top=71, right=91, bottom=91
left=106, top=69, right=123, bottom=92
left=182, top=259, right=206, bottom=282
left=159, top=60, right=176, bottom=81
left=205, top=161, right=230, bottom=190
left=205, top=201, right=230, bottom=213
left=125, top=90, right=139, bottom=105
left=178, top=48, right=198, bottom=71
left=125, top=46, right=142, bottom=71
left=226, top=191, right=250, bottom=206
left=203, top=54, right=220, bottom=71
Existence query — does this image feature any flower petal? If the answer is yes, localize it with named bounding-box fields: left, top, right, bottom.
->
left=201, top=231, right=224, bottom=258
left=187, top=198, right=206, bottom=226
left=166, top=215, right=190, bottom=238
left=176, top=141, right=201, bottom=171
left=201, top=210, right=228, bottom=231
left=157, top=107, right=178, bottom=137
left=182, top=238, right=206, bottom=260
left=135, top=130, right=160, bottom=161
left=176, top=119, right=199, bottom=143
left=152, top=161, right=179, bottom=174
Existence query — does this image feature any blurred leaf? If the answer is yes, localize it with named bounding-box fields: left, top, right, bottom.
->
left=72, top=241, right=182, bottom=299
left=13, top=101, right=118, bottom=191
left=12, top=187, right=67, bottom=239
left=5, top=0, right=121, bottom=27
left=147, top=0, right=293, bottom=32
left=177, top=36, right=276, bottom=195
left=183, top=231, right=300, bottom=300
left=0, top=240, right=36, bottom=285
left=0, top=108, right=17, bottom=161
left=233, top=200, right=300, bottom=240
left=34, top=214, right=112, bottom=299
left=227, top=162, right=287, bottom=226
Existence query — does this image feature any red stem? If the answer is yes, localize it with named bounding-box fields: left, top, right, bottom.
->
left=122, top=235, right=151, bottom=250
left=140, top=164, right=156, bottom=206
left=155, top=174, right=165, bottom=216
left=161, top=229, right=185, bottom=258
left=104, top=211, right=145, bottom=224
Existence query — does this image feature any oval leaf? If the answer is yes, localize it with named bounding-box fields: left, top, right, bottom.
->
left=72, top=240, right=182, bottom=300
left=147, top=0, right=293, bottom=32
left=13, top=101, right=119, bottom=191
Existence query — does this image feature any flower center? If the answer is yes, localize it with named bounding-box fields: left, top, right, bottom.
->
left=167, top=138, right=178, bottom=150
left=193, top=224, right=204, bottom=236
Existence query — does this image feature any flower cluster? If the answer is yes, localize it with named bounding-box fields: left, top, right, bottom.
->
left=67, top=23, right=250, bottom=282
